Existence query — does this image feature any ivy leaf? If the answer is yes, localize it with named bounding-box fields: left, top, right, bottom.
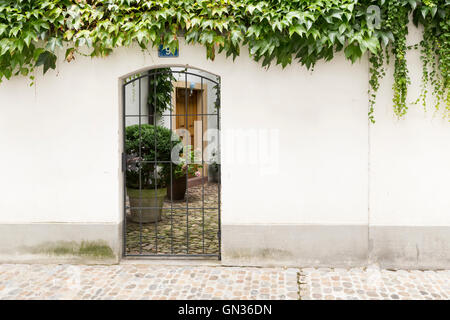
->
left=247, top=25, right=262, bottom=38
left=46, top=37, right=63, bottom=52
left=344, top=44, right=362, bottom=63
left=407, top=0, right=417, bottom=11
left=305, top=20, right=313, bottom=31
left=247, top=5, right=262, bottom=15
left=430, top=6, right=437, bottom=18
left=3, top=68, right=12, bottom=80
left=185, top=30, right=199, bottom=43
left=257, top=40, right=271, bottom=55
left=15, top=39, right=24, bottom=53
left=214, top=35, right=225, bottom=47
left=64, top=30, right=75, bottom=41
left=0, top=38, right=11, bottom=55
left=201, top=20, right=214, bottom=30
left=272, top=20, right=283, bottom=32
left=330, top=11, right=343, bottom=20
left=0, top=24, right=8, bottom=37
left=286, top=11, right=302, bottom=23
left=362, top=37, right=379, bottom=54
left=65, top=47, right=75, bottom=62
left=308, top=29, right=321, bottom=40
left=148, top=29, right=156, bottom=42
left=135, top=30, right=147, bottom=43
left=420, top=7, right=428, bottom=19
left=289, top=24, right=306, bottom=37
left=385, top=31, right=394, bottom=43
left=23, top=31, right=37, bottom=47
left=328, top=31, right=337, bottom=44
left=35, top=51, right=57, bottom=74
left=32, top=20, right=50, bottom=33
left=199, top=31, right=214, bottom=44
left=380, top=33, right=389, bottom=47
left=230, top=29, right=243, bottom=46
left=20, top=67, right=29, bottom=76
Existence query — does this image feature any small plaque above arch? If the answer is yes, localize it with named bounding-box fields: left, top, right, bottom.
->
left=158, top=45, right=179, bottom=58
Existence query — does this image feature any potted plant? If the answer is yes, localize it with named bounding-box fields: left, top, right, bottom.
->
left=166, top=147, right=202, bottom=200
left=125, top=124, right=182, bottom=222
left=208, top=148, right=220, bottom=183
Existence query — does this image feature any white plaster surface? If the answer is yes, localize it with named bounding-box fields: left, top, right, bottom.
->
left=0, top=25, right=448, bottom=232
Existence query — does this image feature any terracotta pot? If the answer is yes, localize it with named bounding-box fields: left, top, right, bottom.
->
left=166, top=175, right=187, bottom=200
left=127, top=187, right=167, bottom=223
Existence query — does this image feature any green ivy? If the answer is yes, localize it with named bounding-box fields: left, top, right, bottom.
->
left=411, top=0, right=450, bottom=118
left=148, top=68, right=176, bottom=117
left=0, top=0, right=448, bottom=121
left=388, top=0, right=411, bottom=118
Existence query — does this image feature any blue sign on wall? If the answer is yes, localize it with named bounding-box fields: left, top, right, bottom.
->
left=158, top=45, right=179, bottom=57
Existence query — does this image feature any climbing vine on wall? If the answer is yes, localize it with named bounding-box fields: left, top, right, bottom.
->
left=412, top=0, right=450, bottom=117
left=0, top=0, right=448, bottom=121
left=366, top=0, right=449, bottom=122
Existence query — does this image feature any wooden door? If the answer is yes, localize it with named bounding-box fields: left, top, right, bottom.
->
left=176, top=88, right=198, bottom=146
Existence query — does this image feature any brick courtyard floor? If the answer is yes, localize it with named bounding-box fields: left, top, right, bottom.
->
left=0, top=264, right=448, bottom=300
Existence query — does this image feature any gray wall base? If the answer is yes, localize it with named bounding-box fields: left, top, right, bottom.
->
left=368, top=226, right=450, bottom=269
left=222, top=224, right=450, bottom=269
left=2, top=223, right=449, bottom=268
left=0, top=223, right=122, bottom=264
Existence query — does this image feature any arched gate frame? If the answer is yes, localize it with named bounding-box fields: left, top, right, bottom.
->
left=122, top=67, right=221, bottom=259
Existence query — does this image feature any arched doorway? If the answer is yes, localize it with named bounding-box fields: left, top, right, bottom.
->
left=122, top=67, right=221, bottom=259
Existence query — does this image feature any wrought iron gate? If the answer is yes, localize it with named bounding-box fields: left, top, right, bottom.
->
left=122, top=67, right=221, bottom=258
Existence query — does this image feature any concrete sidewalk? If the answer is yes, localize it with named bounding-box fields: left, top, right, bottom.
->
left=0, top=263, right=448, bottom=300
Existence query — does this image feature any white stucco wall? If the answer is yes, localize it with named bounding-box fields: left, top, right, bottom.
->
left=125, top=75, right=149, bottom=127
left=0, top=26, right=448, bottom=232
left=369, top=25, right=450, bottom=227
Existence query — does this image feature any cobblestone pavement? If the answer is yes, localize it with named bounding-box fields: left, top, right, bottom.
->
left=126, top=182, right=219, bottom=255
left=0, top=264, right=448, bottom=300
left=0, top=264, right=298, bottom=300
left=300, top=266, right=450, bottom=300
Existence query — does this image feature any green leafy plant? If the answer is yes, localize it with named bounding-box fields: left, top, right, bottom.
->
left=411, top=0, right=449, bottom=118
left=387, top=0, right=411, bottom=118
left=172, top=146, right=202, bottom=180
left=125, top=124, right=182, bottom=189
left=148, top=68, right=176, bottom=117
left=0, top=0, right=448, bottom=121
left=367, top=0, right=449, bottom=122
left=213, top=75, right=221, bottom=111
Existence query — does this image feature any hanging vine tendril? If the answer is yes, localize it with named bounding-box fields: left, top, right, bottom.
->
left=411, top=0, right=449, bottom=119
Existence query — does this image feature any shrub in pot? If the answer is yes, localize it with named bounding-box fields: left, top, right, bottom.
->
left=125, top=124, right=181, bottom=222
